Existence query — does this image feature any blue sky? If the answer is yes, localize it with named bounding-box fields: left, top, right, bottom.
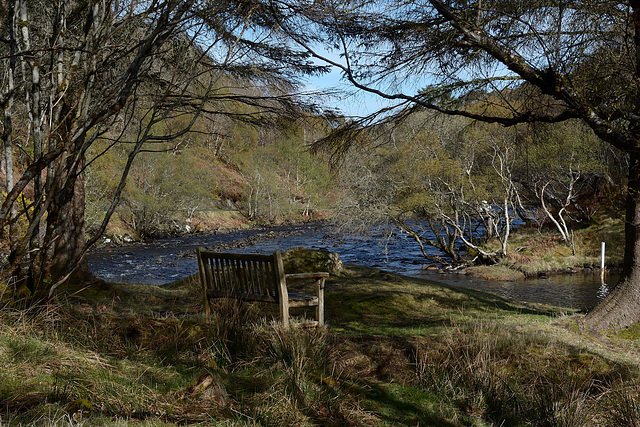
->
left=303, top=55, right=396, bottom=118
left=304, top=71, right=374, bottom=117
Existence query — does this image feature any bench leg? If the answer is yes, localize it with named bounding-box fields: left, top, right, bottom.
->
left=203, top=288, right=211, bottom=317
left=316, top=278, right=325, bottom=327
left=280, top=299, right=290, bottom=330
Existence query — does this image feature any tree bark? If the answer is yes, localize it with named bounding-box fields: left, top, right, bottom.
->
left=583, top=150, right=640, bottom=330
left=20, top=152, right=93, bottom=300
left=47, top=161, right=91, bottom=291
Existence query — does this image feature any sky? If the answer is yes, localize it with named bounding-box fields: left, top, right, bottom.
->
left=304, top=70, right=376, bottom=117
left=302, top=53, right=397, bottom=118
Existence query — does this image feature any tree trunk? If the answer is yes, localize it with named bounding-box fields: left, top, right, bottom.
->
left=27, top=156, right=93, bottom=300
left=584, top=150, right=640, bottom=330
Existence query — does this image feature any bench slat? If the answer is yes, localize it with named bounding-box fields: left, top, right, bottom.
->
left=208, top=289, right=276, bottom=303
left=285, top=272, right=330, bottom=280
left=246, top=260, right=255, bottom=295
left=234, top=258, right=244, bottom=294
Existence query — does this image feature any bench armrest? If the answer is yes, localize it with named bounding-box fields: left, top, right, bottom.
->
left=285, top=272, right=328, bottom=326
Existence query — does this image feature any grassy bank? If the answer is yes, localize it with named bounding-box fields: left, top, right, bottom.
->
left=2, top=265, right=640, bottom=426
left=465, top=218, right=625, bottom=281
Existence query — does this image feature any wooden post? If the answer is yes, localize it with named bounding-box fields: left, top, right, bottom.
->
left=601, top=241, right=606, bottom=285
left=316, top=277, right=325, bottom=327
left=197, top=247, right=211, bottom=317
left=274, top=251, right=290, bottom=330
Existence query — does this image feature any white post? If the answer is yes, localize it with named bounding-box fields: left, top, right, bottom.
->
left=601, top=241, right=606, bottom=285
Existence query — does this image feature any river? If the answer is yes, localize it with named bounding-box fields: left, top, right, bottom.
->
left=87, top=223, right=613, bottom=311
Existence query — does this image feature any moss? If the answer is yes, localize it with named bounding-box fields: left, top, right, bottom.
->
left=14, top=281, right=32, bottom=300
left=282, top=247, right=343, bottom=274
left=616, top=323, right=640, bottom=340
left=66, top=398, right=92, bottom=417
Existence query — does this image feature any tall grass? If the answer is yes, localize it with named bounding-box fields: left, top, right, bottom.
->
left=255, top=322, right=328, bottom=406
left=411, top=320, right=635, bottom=426
left=0, top=300, right=218, bottom=425
left=3, top=278, right=640, bottom=425
left=0, top=296, right=354, bottom=425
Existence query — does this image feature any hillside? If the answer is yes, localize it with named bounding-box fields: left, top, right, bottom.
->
left=84, top=114, right=338, bottom=243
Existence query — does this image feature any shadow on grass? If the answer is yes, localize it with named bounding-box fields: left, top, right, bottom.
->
left=433, top=283, right=568, bottom=317
left=345, top=380, right=459, bottom=426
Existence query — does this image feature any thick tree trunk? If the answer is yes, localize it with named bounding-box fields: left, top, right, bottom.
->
left=584, top=150, right=640, bottom=330
left=28, top=159, right=93, bottom=300
left=52, top=172, right=89, bottom=271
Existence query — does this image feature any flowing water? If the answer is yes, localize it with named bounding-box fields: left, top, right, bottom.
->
left=88, top=222, right=613, bottom=310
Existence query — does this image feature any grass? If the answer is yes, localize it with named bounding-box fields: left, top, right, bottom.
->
left=2, top=263, right=640, bottom=425
left=468, top=217, right=626, bottom=279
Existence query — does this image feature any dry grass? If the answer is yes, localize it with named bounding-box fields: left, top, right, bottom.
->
left=412, top=321, right=625, bottom=426
left=2, top=264, right=640, bottom=425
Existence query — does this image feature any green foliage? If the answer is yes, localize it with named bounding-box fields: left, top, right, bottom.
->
left=523, top=121, right=606, bottom=177
left=332, top=102, right=625, bottom=264
left=389, top=127, right=471, bottom=215
left=121, top=150, right=218, bottom=237
left=335, top=111, right=528, bottom=260
left=224, top=123, right=334, bottom=223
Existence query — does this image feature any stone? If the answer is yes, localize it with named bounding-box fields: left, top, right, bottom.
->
left=185, top=373, right=229, bottom=406
left=186, top=373, right=214, bottom=396
left=282, top=247, right=343, bottom=274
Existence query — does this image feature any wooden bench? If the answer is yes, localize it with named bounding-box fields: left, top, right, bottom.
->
left=196, top=247, right=329, bottom=329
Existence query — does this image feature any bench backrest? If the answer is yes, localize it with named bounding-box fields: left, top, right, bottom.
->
left=197, top=248, right=287, bottom=303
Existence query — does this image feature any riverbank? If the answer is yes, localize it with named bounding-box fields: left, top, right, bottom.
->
left=2, top=264, right=640, bottom=425
left=96, top=208, right=329, bottom=246
left=96, top=219, right=327, bottom=252
left=455, top=218, right=625, bottom=281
